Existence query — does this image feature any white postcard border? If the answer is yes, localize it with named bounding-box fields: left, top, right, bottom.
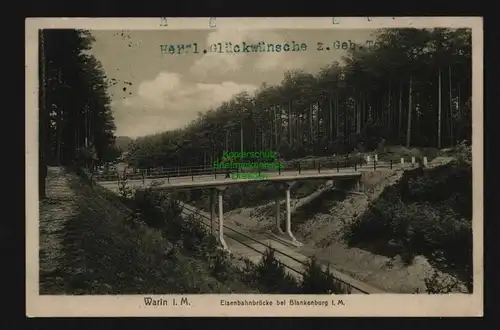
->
left=25, top=17, right=483, bottom=317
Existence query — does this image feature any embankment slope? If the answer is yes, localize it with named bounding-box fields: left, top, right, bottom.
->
left=39, top=168, right=253, bottom=294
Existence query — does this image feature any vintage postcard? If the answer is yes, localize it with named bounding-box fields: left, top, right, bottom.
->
left=26, top=17, right=483, bottom=317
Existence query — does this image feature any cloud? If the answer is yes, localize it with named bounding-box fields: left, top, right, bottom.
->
left=113, top=72, right=257, bottom=137
left=189, top=29, right=305, bottom=80
left=108, top=29, right=309, bottom=138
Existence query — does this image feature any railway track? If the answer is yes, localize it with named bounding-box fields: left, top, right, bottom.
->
left=180, top=203, right=372, bottom=294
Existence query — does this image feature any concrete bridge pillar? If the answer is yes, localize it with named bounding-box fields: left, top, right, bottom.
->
left=216, top=186, right=229, bottom=251
left=209, top=188, right=216, bottom=235
left=284, top=181, right=303, bottom=247
left=273, top=183, right=284, bottom=234
left=275, top=195, right=284, bottom=234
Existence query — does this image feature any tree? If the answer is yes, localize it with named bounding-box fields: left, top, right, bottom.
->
left=127, top=28, right=472, bottom=169
left=39, top=29, right=117, bottom=179
left=252, top=247, right=299, bottom=293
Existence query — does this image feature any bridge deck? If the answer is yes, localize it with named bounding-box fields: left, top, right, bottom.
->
left=98, top=168, right=364, bottom=191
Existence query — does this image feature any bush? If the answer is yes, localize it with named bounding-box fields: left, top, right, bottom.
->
left=455, top=140, right=472, bottom=165
left=117, top=177, right=134, bottom=199
left=180, top=214, right=218, bottom=254
left=424, top=270, right=468, bottom=294
left=247, top=247, right=300, bottom=293
left=346, top=163, right=472, bottom=289
left=208, top=248, right=235, bottom=282
left=301, top=256, right=352, bottom=294
left=132, top=188, right=183, bottom=229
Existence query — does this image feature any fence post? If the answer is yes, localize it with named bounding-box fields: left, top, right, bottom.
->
left=177, top=167, right=180, bottom=177
left=337, top=161, right=339, bottom=172
left=298, top=162, right=301, bottom=174
left=278, top=164, right=281, bottom=175
left=354, top=163, right=357, bottom=171
left=318, top=162, right=321, bottom=173
left=191, top=168, right=194, bottom=181
left=390, top=159, right=393, bottom=169
left=373, top=160, right=376, bottom=171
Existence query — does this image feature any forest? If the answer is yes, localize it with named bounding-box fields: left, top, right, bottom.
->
left=127, top=28, right=472, bottom=170
left=38, top=29, right=122, bottom=197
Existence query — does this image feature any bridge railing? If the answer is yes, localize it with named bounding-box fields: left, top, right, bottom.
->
left=94, top=154, right=419, bottom=182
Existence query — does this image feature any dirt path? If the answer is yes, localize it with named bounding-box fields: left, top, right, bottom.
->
left=39, top=166, right=78, bottom=293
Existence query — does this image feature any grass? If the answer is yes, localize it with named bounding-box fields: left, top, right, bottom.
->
left=40, top=173, right=256, bottom=294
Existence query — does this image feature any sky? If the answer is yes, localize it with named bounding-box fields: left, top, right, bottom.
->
left=89, top=29, right=377, bottom=138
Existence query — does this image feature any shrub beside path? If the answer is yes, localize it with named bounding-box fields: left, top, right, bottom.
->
left=39, top=166, right=78, bottom=293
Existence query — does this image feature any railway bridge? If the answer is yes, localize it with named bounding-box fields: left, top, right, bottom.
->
left=95, top=155, right=419, bottom=250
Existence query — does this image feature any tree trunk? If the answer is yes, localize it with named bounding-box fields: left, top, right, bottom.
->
left=438, top=67, right=442, bottom=149
left=406, top=76, right=413, bottom=148
left=273, top=105, right=278, bottom=148
left=254, top=126, right=258, bottom=150
left=288, top=101, right=292, bottom=144
left=449, top=65, right=453, bottom=146
left=296, top=112, right=300, bottom=144
left=261, top=131, right=264, bottom=151
left=388, top=80, right=392, bottom=130
left=309, top=103, right=313, bottom=143
left=335, top=92, right=339, bottom=137
left=398, top=84, right=403, bottom=140
left=225, top=131, right=229, bottom=150
left=362, top=91, right=366, bottom=129
left=55, top=69, right=63, bottom=165
left=240, top=121, right=243, bottom=153
left=329, top=97, right=333, bottom=142
left=458, top=83, right=461, bottom=117
left=316, top=102, right=320, bottom=143
left=357, top=92, right=361, bottom=134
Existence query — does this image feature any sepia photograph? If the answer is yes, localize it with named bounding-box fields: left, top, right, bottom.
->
left=26, top=17, right=483, bottom=317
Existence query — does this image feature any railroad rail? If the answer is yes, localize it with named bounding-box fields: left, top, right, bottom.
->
left=180, top=203, right=372, bottom=294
